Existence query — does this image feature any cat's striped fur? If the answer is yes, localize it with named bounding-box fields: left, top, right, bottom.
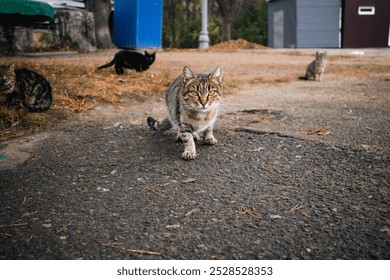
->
left=305, top=51, right=327, bottom=81
left=0, top=64, right=52, bottom=112
left=147, top=66, right=223, bottom=160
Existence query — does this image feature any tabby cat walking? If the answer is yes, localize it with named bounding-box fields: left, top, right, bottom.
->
left=304, top=51, right=327, bottom=81
left=147, top=66, right=223, bottom=160
left=0, top=64, right=52, bottom=112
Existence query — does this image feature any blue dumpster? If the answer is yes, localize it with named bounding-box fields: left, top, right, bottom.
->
left=113, top=0, right=163, bottom=49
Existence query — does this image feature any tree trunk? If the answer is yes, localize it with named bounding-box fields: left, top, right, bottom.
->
left=215, top=0, right=239, bottom=42
left=222, top=17, right=232, bottom=41
left=168, top=0, right=177, bottom=48
left=85, top=0, right=113, bottom=49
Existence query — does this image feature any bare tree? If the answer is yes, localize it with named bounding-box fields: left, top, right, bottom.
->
left=215, top=0, right=248, bottom=41
left=85, top=0, right=112, bottom=48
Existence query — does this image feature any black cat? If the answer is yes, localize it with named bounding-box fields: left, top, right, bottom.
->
left=97, top=50, right=156, bottom=75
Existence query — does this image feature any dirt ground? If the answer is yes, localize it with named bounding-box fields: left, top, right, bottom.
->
left=0, top=46, right=389, bottom=259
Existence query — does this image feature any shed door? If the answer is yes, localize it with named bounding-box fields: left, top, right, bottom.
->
left=273, top=10, right=284, bottom=48
left=342, top=0, right=390, bottom=48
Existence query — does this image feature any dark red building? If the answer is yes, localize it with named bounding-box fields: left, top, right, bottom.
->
left=342, top=0, right=390, bottom=48
left=267, top=0, right=390, bottom=48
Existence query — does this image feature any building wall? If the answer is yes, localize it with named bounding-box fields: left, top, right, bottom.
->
left=296, top=0, right=341, bottom=48
left=267, top=0, right=297, bottom=48
left=342, top=0, right=390, bottom=48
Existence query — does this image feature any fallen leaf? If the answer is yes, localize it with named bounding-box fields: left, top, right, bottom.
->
left=185, top=208, right=200, bottom=216
left=364, top=126, right=378, bottom=133
left=182, top=178, right=196, bottom=183
left=303, top=128, right=332, bottom=136
left=127, top=249, right=162, bottom=255
left=21, top=197, right=27, bottom=205
left=260, top=166, right=275, bottom=174
left=101, top=242, right=122, bottom=248
left=270, top=214, right=282, bottom=219
left=361, top=144, right=371, bottom=152
left=42, top=223, right=52, bottom=229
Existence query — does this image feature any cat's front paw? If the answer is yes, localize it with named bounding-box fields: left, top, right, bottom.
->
left=192, top=132, right=201, bottom=141
left=182, top=150, right=197, bottom=160
left=204, top=137, right=218, bottom=145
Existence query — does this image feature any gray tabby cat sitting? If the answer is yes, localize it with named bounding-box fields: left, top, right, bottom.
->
left=147, top=65, right=223, bottom=160
left=304, top=51, right=327, bottom=81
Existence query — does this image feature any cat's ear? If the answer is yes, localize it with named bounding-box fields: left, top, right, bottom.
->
left=182, top=66, right=197, bottom=81
left=9, top=64, right=15, bottom=72
left=210, top=66, right=223, bottom=83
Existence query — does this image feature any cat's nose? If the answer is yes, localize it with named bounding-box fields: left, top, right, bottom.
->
left=200, top=103, right=209, bottom=110
left=200, top=97, right=208, bottom=107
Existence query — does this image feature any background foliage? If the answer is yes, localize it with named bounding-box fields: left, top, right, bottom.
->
left=162, top=0, right=267, bottom=48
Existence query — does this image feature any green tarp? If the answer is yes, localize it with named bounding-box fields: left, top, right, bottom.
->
left=0, top=0, right=54, bottom=26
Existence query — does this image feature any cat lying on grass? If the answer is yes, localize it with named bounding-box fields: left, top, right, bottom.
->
left=0, top=64, right=52, bottom=112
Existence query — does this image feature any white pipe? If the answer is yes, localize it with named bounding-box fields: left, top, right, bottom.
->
left=199, top=0, right=210, bottom=49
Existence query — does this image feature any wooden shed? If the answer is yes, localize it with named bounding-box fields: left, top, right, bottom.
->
left=342, top=0, right=390, bottom=48
left=267, top=0, right=390, bottom=48
left=267, top=0, right=341, bottom=48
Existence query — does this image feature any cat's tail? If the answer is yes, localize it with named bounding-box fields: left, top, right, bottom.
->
left=97, top=58, right=115, bottom=70
left=298, top=76, right=308, bottom=80
left=147, top=117, right=173, bottom=131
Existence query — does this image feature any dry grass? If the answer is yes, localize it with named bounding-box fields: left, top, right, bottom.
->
left=37, top=61, right=171, bottom=112
left=0, top=107, right=50, bottom=140
left=328, top=63, right=390, bottom=78
left=0, top=56, right=173, bottom=139
left=0, top=50, right=245, bottom=139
